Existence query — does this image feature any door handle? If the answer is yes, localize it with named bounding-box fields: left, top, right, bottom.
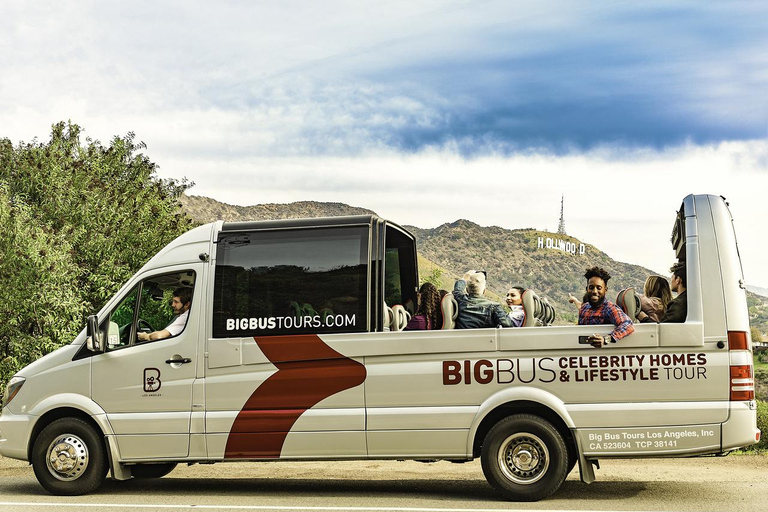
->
left=165, top=357, right=192, bottom=364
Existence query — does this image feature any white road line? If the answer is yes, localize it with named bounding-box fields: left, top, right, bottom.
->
left=0, top=504, right=632, bottom=512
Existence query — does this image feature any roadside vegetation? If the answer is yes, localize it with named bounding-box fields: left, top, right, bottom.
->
left=0, top=122, right=193, bottom=392
left=742, top=353, right=768, bottom=453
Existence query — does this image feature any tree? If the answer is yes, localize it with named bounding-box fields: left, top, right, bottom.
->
left=752, top=326, right=764, bottom=343
left=422, top=267, right=444, bottom=287
left=0, top=184, right=84, bottom=383
left=0, top=122, right=194, bottom=390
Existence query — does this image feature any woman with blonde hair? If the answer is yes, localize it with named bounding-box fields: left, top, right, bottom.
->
left=637, top=275, right=672, bottom=323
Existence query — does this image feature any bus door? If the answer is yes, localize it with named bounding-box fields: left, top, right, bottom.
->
left=92, top=268, right=200, bottom=459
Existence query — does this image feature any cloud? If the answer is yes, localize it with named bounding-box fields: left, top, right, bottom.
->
left=1, top=2, right=766, bottom=286
left=2, top=2, right=766, bottom=157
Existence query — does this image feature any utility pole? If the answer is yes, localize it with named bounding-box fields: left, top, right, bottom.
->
left=557, top=194, right=566, bottom=235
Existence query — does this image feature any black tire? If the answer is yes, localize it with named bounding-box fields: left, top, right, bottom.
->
left=565, top=437, right=578, bottom=475
left=131, top=463, right=177, bottom=478
left=481, top=414, right=568, bottom=502
left=31, top=417, right=108, bottom=496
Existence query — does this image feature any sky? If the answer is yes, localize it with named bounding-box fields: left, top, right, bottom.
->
left=2, top=1, right=767, bottom=286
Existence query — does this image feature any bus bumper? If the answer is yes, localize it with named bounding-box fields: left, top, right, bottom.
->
left=0, top=408, right=33, bottom=461
left=722, top=401, right=760, bottom=451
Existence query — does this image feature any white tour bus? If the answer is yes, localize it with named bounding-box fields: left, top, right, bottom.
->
left=0, top=193, right=758, bottom=501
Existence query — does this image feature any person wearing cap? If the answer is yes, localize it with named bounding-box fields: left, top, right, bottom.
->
left=453, top=270, right=512, bottom=329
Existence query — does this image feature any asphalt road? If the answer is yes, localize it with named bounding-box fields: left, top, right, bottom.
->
left=1, top=455, right=766, bottom=512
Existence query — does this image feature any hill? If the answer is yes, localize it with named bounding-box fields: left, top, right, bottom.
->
left=180, top=194, right=768, bottom=331
left=748, top=285, right=768, bottom=299
left=179, top=195, right=375, bottom=223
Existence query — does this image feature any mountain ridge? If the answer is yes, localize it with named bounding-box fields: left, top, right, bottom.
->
left=179, top=194, right=768, bottom=332
left=179, top=195, right=376, bottom=223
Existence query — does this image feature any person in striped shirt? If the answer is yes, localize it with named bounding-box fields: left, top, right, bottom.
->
left=578, top=266, right=634, bottom=348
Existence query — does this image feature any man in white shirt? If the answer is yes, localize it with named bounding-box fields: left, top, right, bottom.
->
left=137, top=287, right=192, bottom=341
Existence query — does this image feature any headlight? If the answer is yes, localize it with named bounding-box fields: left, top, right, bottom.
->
left=2, top=376, right=25, bottom=408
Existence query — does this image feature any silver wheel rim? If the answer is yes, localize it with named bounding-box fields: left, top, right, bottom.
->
left=497, top=432, right=549, bottom=484
left=46, top=433, right=89, bottom=481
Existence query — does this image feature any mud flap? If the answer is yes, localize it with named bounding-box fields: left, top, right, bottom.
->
left=572, top=428, right=596, bottom=484
left=104, top=435, right=131, bottom=480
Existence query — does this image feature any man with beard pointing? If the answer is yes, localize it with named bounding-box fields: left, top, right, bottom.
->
left=578, top=266, right=634, bottom=348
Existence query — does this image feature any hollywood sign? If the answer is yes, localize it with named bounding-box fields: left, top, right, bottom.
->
left=538, top=237, right=585, bottom=255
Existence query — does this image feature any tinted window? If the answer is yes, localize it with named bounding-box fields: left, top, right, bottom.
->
left=384, top=225, right=418, bottom=313
left=213, top=226, right=369, bottom=337
left=105, top=286, right=139, bottom=349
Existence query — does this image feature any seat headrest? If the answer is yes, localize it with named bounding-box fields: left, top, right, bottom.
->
left=616, top=287, right=640, bottom=322
left=441, top=294, right=458, bottom=330
left=383, top=302, right=394, bottom=331
left=390, top=304, right=410, bottom=331
left=520, top=290, right=556, bottom=326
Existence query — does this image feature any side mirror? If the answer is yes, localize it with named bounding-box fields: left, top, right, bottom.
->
left=86, top=315, right=104, bottom=353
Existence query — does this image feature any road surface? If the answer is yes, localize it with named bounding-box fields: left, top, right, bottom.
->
left=1, top=454, right=766, bottom=512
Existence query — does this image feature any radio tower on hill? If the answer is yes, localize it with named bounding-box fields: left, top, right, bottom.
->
left=557, top=194, right=567, bottom=235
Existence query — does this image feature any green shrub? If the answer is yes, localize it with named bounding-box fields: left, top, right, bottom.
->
left=743, top=400, right=768, bottom=453
left=0, top=122, right=193, bottom=392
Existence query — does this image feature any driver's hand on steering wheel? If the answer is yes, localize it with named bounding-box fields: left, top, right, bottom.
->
left=137, top=331, right=150, bottom=342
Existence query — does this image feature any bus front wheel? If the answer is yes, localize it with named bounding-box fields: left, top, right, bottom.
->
left=31, top=417, right=108, bottom=496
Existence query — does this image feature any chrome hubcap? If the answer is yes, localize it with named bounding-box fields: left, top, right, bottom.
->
left=498, top=433, right=549, bottom=484
left=512, top=447, right=538, bottom=471
left=46, top=434, right=89, bottom=481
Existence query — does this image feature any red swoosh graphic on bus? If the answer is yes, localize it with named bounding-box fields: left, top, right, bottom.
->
left=224, top=334, right=366, bottom=458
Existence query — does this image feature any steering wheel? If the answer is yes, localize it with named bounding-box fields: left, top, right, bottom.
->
left=137, top=319, right=154, bottom=333
left=117, top=323, right=132, bottom=346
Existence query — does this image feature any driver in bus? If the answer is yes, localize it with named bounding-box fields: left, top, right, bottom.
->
left=137, top=287, right=193, bottom=341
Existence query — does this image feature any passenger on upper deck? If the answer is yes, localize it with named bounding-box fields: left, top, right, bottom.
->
left=405, top=282, right=443, bottom=330
left=578, top=266, right=634, bottom=348
left=661, top=262, right=687, bottom=323
left=453, top=270, right=512, bottom=329
left=636, top=275, right=672, bottom=323
left=506, top=287, right=526, bottom=327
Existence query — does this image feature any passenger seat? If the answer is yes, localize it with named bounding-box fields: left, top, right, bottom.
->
left=441, top=294, right=458, bottom=329
left=616, top=287, right=640, bottom=322
left=520, top=290, right=556, bottom=326
left=383, top=302, right=394, bottom=331
left=390, top=304, right=410, bottom=331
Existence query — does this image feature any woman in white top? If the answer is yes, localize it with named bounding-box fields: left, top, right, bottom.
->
left=506, top=287, right=526, bottom=327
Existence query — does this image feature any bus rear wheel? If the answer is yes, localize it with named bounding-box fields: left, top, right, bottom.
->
left=31, top=417, right=108, bottom=496
left=481, top=414, right=568, bottom=501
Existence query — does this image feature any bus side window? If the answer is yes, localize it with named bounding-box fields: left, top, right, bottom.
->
left=213, top=226, right=369, bottom=337
left=103, top=286, right=139, bottom=350
left=101, top=271, right=196, bottom=349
